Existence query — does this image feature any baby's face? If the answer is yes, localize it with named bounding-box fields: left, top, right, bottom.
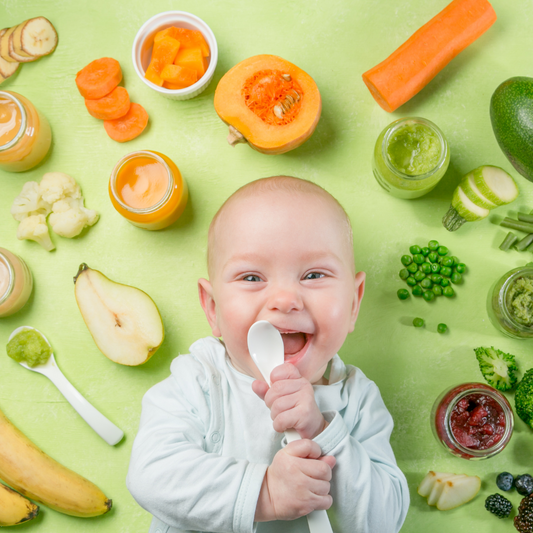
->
left=199, top=190, right=365, bottom=384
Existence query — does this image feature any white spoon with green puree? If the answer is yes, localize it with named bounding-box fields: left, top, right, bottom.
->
left=247, top=320, right=333, bottom=533
left=7, top=326, right=124, bottom=446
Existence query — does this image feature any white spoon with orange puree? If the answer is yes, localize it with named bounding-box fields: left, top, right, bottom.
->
left=247, top=320, right=334, bottom=533
left=8, top=326, right=124, bottom=446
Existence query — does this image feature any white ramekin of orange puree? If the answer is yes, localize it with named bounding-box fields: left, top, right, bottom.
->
left=109, top=150, right=188, bottom=230
left=0, top=91, right=52, bottom=172
left=0, top=248, right=33, bottom=317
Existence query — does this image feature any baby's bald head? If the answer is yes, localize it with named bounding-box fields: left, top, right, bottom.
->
left=207, top=176, right=354, bottom=279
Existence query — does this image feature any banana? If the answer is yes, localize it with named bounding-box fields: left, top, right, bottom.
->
left=0, top=482, right=39, bottom=527
left=11, top=17, right=57, bottom=59
left=0, top=30, right=20, bottom=83
left=0, top=408, right=112, bottom=517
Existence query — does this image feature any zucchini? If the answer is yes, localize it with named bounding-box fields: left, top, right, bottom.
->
left=442, top=186, right=489, bottom=231
left=471, top=165, right=518, bottom=206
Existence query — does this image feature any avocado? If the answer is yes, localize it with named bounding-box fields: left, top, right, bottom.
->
left=490, top=77, right=533, bottom=183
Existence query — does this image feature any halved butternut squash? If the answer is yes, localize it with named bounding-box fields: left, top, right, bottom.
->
left=214, top=55, right=321, bottom=155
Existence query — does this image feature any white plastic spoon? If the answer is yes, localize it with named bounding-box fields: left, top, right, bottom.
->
left=247, top=320, right=333, bottom=533
left=8, top=326, right=124, bottom=446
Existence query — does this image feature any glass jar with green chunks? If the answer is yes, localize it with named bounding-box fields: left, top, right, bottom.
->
left=488, top=265, right=533, bottom=339
left=373, top=117, right=450, bottom=199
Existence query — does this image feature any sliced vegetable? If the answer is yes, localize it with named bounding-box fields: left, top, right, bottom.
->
left=76, top=58, right=122, bottom=99
left=501, top=217, right=533, bottom=234
left=470, top=165, right=519, bottom=206
left=84, top=86, right=130, bottom=120
left=103, top=103, right=148, bottom=143
left=475, top=346, right=518, bottom=391
left=499, top=232, right=518, bottom=251
left=174, top=47, right=206, bottom=78
left=443, top=185, right=489, bottom=231
left=155, top=27, right=209, bottom=57
left=461, top=171, right=497, bottom=210
left=145, top=36, right=181, bottom=87
left=361, top=0, right=497, bottom=112
left=516, top=234, right=533, bottom=251
left=518, top=213, right=533, bottom=224
left=161, top=64, right=197, bottom=89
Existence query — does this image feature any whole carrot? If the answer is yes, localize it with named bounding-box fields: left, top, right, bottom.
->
left=362, top=0, right=497, bottom=112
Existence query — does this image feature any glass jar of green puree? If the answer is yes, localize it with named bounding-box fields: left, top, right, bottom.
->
left=372, top=117, right=450, bottom=199
left=488, top=265, right=533, bottom=339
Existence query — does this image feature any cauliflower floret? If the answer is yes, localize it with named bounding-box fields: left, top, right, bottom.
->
left=11, top=181, right=52, bottom=221
left=39, top=172, right=81, bottom=205
left=48, top=197, right=99, bottom=238
left=16, top=214, right=55, bottom=251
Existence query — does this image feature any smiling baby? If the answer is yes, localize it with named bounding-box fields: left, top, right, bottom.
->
left=127, top=176, right=409, bottom=533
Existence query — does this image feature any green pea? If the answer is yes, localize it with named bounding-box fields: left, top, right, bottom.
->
left=407, top=263, right=418, bottom=273
left=420, top=263, right=431, bottom=274
left=455, top=263, right=466, bottom=274
left=440, top=266, right=452, bottom=277
left=430, top=263, right=441, bottom=273
left=440, top=278, right=450, bottom=287
left=397, top=289, right=410, bottom=300
left=451, top=256, right=460, bottom=266
left=414, top=271, right=426, bottom=281
left=441, top=256, right=454, bottom=267
left=451, top=272, right=462, bottom=284
left=423, top=290, right=435, bottom=302
left=433, top=285, right=443, bottom=296
left=437, top=246, right=448, bottom=256
left=401, top=255, right=413, bottom=266
left=421, top=247, right=430, bottom=257
left=430, top=274, right=443, bottom=284
left=413, top=254, right=425, bottom=264
left=399, top=268, right=410, bottom=280
left=420, top=278, right=433, bottom=289
left=409, top=245, right=422, bottom=255
left=413, top=317, right=425, bottom=327
left=429, top=252, right=440, bottom=264
left=412, top=285, right=423, bottom=297
left=428, top=240, right=439, bottom=251
left=443, top=286, right=455, bottom=297
left=406, top=276, right=417, bottom=286
left=437, top=323, right=448, bottom=334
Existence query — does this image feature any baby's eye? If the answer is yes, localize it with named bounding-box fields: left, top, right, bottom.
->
left=304, top=272, right=325, bottom=280
left=242, top=275, right=262, bottom=282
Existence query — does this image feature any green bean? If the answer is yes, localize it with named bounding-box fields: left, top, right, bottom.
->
left=516, top=233, right=533, bottom=251
left=518, top=213, right=533, bottom=224
left=499, top=231, right=519, bottom=251
left=501, top=217, right=533, bottom=234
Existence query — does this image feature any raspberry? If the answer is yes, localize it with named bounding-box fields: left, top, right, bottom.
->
left=485, top=494, right=512, bottom=518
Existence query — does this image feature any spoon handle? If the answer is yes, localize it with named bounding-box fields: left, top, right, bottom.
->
left=46, top=366, right=124, bottom=446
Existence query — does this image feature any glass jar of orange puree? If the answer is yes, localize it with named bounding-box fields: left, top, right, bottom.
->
left=0, top=91, right=52, bottom=172
left=0, top=248, right=33, bottom=318
left=109, top=150, right=188, bottom=230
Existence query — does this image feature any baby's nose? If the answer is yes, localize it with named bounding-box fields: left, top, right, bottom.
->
left=266, top=286, right=303, bottom=313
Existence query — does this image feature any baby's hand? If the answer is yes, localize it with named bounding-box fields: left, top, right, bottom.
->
left=252, top=363, right=327, bottom=439
left=255, top=440, right=336, bottom=522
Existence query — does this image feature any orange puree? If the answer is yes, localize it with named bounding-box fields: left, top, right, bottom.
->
left=0, top=97, right=21, bottom=146
left=109, top=150, right=188, bottom=230
left=116, top=156, right=168, bottom=209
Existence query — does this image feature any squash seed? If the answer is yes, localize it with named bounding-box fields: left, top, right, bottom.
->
left=282, top=74, right=291, bottom=81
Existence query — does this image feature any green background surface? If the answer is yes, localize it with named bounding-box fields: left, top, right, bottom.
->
left=1, top=0, right=532, bottom=531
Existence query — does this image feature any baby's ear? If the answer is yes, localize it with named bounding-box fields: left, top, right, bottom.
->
left=198, top=278, right=221, bottom=337
left=349, top=271, right=366, bottom=331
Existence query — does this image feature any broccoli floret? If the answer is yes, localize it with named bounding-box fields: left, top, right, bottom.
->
left=474, top=346, right=518, bottom=391
left=516, top=369, right=533, bottom=429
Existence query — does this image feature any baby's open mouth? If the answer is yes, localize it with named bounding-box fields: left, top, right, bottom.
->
left=281, top=332, right=308, bottom=360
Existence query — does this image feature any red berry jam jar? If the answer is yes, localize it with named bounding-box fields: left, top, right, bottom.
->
left=431, top=383, right=513, bottom=460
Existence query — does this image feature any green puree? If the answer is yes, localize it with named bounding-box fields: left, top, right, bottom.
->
left=7, top=329, right=51, bottom=367
left=387, top=122, right=441, bottom=176
left=507, top=276, right=533, bottom=327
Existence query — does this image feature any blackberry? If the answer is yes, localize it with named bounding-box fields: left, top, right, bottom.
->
left=497, top=472, right=515, bottom=492
left=515, top=494, right=533, bottom=533
left=485, top=494, right=512, bottom=518
left=516, top=475, right=533, bottom=496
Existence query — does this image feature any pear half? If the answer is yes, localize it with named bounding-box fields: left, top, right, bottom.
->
left=74, top=264, right=164, bottom=366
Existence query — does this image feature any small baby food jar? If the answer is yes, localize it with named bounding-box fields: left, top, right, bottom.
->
left=431, top=382, right=513, bottom=460
left=372, top=117, right=450, bottom=200
left=0, top=90, right=52, bottom=172
left=132, top=11, right=218, bottom=101
left=0, top=248, right=33, bottom=317
left=109, top=150, right=188, bottom=230
left=487, top=265, right=533, bottom=339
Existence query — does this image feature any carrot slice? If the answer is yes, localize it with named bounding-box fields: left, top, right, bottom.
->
left=84, top=86, right=130, bottom=120
left=173, top=47, right=207, bottom=79
left=161, top=65, right=197, bottom=88
left=103, top=103, right=149, bottom=143
left=76, top=57, right=122, bottom=100
left=362, top=0, right=497, bottom=112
